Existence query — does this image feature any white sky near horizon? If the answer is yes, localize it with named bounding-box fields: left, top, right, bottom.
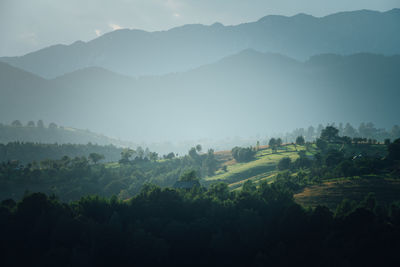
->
left=0, top=0, right=399, bottom=56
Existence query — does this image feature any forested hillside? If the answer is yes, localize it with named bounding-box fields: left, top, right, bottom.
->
left=0, top=142, right=123, bottom=164
left=2, top=126, right=399, bottom=266
left=0, top=145, right=217, bottom=201
left=0, top=122, right=130, bottom=147
left=1, top=178, right=399, bottom=266
left=2, top=125, right=399, bottom=207
left=1, top=4, right=400, bottom=266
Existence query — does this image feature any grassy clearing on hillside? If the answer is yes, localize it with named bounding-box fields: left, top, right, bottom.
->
left=105, top=162, right=120, bottom=168
left=231, top=173, right=277, bottom=191
left=294, top=175, right=400, bottom=210
left=205, top=145, right=307, bottom=187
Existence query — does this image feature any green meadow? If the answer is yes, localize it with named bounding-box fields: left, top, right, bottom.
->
left=204, top=144, right=309, bottom=188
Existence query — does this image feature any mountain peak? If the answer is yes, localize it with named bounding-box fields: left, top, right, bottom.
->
left=386, top=8, right=400, bottom=15
left=236, top=48, right=262, bottom=56
left=71, top=40, right=86, bottom=47
left=291, top=13, right=314, bottom=19
left=94, top=28, right=148, bottom=41
left=54, top=66, right=131, bottom=81
left=211, top=22, right=224, bottom=27
left=257, top=14, right=288, bottom=23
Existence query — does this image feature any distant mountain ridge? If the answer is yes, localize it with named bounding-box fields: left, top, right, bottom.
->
left=1, top=50, right=399, bottom=141
left=1, top=9, right=400, bottom=78
left=0, top=122, right=133, bottom=148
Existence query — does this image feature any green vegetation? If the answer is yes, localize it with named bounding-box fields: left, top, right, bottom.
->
left=0, top=125, right=400, bottom=266
left=2, top=7, right=400, bottom=265
left=231, top=146, right=256, bottom=162
left=1, top=181, right=399, bottom=266
left=204, top=127, right=398, bottom=208
left=285, top=122, right=400, bottom=143
left=0, top=145, right=218, bottom=202
left=0, top=126, right=397, bottom=206
left=205, top=144, right=301, bottom=189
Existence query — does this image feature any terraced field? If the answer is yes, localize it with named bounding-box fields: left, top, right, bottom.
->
left=205, top=144, right=309, bottom=189
left=294, top=176, right=400, bottom=210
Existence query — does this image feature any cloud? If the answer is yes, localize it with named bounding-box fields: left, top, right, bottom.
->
left=95, top=29, right=101, bottom=36
left=109, top=23, right=123, bottom=30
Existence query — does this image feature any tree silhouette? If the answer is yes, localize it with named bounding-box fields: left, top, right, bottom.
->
left=316, top=138, right=328, bottom=151
left=296, top=136, right=305, bottom=146
left=119, top=149, right=135, bottom=164
left=49, top=122, right=58, bottom=129
left=269, top=138, right=277, bottom=153
left=278, top=157, right=291, bottom=170
left=11, top=120, right=22, bottom=127
left=320, top=126, right=339, bottom=143
left=179, top=170, right=198, bottom=182
left=89, top=153, right=105, bottom=164
left=37, top=120, right=45, bottom=128
left=196, top=144, right=202, bottom=153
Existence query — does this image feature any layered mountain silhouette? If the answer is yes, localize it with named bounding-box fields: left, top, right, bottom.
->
left=1, top=9, right=400, bottom=78
left=1, top=50, right=399, bottom=141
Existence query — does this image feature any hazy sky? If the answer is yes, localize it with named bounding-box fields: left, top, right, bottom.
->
left=0, top=0, right=399, bottom=57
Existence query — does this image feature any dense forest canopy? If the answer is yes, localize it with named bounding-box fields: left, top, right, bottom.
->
left=1, top=176, right=399, bottom=266
left=0, top=143, right=218, bottom=201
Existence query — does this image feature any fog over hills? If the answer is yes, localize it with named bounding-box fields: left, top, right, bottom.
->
left=2, top=3, right=400, bottom=265
left=1, top=50, right=399, bottom=143
left=1, top=9, right=399, bottom=79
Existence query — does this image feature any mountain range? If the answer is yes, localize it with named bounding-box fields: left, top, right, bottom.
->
left=1, top=49, right=399, bottom=142
left=1, top=9, right=400, bottom=79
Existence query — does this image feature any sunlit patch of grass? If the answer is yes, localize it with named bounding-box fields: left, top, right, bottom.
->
left=231, top=172, right=277, bottom=191
left=105, top=162, right=120, bottom=168
left=205, top=145, right=306, bottom=187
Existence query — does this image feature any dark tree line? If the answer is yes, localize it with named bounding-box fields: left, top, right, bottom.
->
left=284, top=122, right=400, bottom=143
left=0, top=181, right=399, bottom=267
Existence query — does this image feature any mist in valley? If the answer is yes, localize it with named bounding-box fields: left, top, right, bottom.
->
left=1, top=8, right=400, bottom=149
left=1, top=2, right=400, bottom=266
